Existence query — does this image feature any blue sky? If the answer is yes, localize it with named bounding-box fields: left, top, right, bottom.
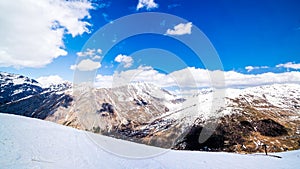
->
left=0, top=0, right=300, bottom=87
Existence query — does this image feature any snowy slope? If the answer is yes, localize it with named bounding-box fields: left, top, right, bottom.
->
left=1, top=113, right=300, bottom=169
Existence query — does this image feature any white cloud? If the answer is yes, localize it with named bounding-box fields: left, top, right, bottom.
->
left=36, top=75, right=66, bottom=88
left=95, top=66, right=174, bottom=88
left=76, top=48, right=102, bottom=60
left=114, top=54, right=134, bottom=68
left=0, top=0, right=93, bottom=68
left=222, top=71, right=300, bottom=87
left=97, top=49, right=103, bottom=54
left=114, top=66, right=173, bottom=86
left=70, top=59, right=101, bottom=71
left=76, top=48, right=102, bottom=57
left=95, top=66, right=300, bottom=89
left=276, top=62, right=300, bottom=70
left=245, top=66, right=255, bottom=72
left=166, top=22, right=192, bottom=36
left=76, top=49, right=95, bottom=57
left=136, top=0, right=158, bottom=11
left=95, top=74, right=114, bottom=88
left=96, top=1, right=111, bottom=9
left=245, top=66, right=269, bottom=72
left=92, top=55, right=101, bottom=60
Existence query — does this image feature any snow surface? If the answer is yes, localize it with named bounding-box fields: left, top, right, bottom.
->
left=1, top=113, right=300, bottom=169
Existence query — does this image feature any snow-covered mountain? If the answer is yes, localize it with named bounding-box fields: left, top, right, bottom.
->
left=1, top=113, right=300, bottom=169
left=0, top=72, right=300, bottom=153
left=46, top=81, right=180, bottom=148
left=173, top=84, right=300, bottom=152
left=41, top=81, right=300, bottom=152
left=0, top=72, right=72, bottom=119
left=0, top=72, right=42, bottom=104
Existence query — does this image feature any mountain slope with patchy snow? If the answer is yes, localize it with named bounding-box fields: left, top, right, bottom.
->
left=173, top=84, right=300, bottom=152
left=1, top=113, right=300, bottom=169
left=1, top=72, right=300, bottom=153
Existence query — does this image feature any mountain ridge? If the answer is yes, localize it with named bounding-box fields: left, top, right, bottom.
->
left=0, top=71, right=299, bottom=153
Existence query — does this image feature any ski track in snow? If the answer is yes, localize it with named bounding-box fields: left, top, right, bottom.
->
left=1, top=113, right=300, bottom=169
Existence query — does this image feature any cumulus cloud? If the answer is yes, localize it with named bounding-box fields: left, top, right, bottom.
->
left=36, top=75, right=66, bottom=88
left=114, top=54, right=134, bottom=68
left=245, top=66, right=269, bottom=72
left=166, top=22, right=193, bottom=36
left=276, top=62, right=300, bottom=70
left=136, top=0, right=158, bottom=11
left=0, top=0, right=93, bottom=68
left=70, top=59, right=101, bottom=71
left=95, top=66, right=300, bottom=89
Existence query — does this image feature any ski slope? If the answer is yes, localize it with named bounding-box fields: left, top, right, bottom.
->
left=0, top=113, right=299, bottom=169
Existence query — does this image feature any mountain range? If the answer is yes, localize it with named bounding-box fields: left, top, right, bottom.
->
left=0, top=71, right=299, bottom=153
